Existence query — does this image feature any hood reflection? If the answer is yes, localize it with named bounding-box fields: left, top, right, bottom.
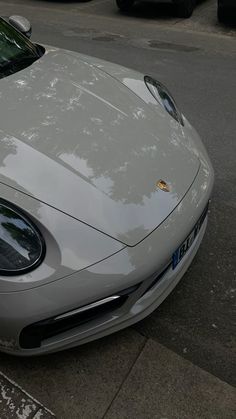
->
left=0, top=49, right=200, bottom=245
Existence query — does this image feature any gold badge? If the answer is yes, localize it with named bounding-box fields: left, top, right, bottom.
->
left=156, top=179, right=171, bottom=192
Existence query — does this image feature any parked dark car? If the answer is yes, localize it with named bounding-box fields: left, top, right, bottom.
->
left=218, top=0, right=236, bottom=22
left=116, top=0, right=196, bottom=18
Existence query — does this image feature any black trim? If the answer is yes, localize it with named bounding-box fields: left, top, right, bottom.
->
left=19, top=284, right=141, bottom=349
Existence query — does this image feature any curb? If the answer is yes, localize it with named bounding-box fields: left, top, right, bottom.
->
left=0, top=371, right=55, bottom=419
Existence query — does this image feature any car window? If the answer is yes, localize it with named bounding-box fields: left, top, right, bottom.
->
left=0, top=17, right=41, bottom=79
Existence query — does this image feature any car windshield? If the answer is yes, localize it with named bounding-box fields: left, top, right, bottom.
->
left=0, top=17, right=41, bottom=79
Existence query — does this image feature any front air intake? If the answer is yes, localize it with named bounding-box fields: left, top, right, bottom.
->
left=19, top=284, right=140, bottom=349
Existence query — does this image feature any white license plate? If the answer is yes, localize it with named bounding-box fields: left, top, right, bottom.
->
left=172, top=205, right=208, bottom=270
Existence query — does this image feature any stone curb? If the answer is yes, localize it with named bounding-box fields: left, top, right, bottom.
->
left=0, top=371, right=55, bottom=419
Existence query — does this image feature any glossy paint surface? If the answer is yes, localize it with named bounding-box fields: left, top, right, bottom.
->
left=0, top=159, right=214, bottom=354
left=0, top=46, right=200, bottom=246
left=0, top=43, right=214, bottom=354
left=0, top=182, right=124, bottom=292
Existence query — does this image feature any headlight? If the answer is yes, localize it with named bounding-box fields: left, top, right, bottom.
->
left=0, top=200, right=45, bottom=275
left=144, top=76, right=184, bottom=126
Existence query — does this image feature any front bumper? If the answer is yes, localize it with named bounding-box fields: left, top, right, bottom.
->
left=0, top=158, right=214, bottom=355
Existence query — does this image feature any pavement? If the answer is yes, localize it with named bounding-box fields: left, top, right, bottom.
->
left=0, top=331, right=236, bottom=418
left=0, top=371, right=55, bottom=418
left=0, top=1, right=236, bottom=418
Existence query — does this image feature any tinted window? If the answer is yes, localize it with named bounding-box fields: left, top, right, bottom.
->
left=0, top=17, right=40, bottom=79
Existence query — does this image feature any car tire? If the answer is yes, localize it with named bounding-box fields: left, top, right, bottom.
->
left=116, top=0, right=134, bottom=12
left=176, top=0, right=195, bottom=18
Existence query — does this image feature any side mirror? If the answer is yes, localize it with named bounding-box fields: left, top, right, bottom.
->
left=9, top=15, right=32, bottom=38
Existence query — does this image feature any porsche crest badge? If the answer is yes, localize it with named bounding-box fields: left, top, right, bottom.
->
left=156, top=179, right=171, bottom=192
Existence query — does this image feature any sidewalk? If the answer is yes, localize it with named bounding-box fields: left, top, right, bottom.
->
left=0, top=330, right=235, bottom=418
left=0, top=372, right=55, bottom=418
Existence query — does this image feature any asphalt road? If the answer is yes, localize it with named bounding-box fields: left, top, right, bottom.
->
left=0, top=0, right=235, bottom=415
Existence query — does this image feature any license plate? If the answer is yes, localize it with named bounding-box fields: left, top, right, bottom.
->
left=172, top=205, right=208, bottom=270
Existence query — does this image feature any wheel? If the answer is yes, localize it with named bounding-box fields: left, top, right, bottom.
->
left=217, top=6, right=229, bottom=23
left=176, top=0, right=195, bottom=18
left=116, top=0, right=134, bottom=12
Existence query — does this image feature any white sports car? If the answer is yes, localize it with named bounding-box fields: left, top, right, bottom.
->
left=0, top=16, right=214, bottom=355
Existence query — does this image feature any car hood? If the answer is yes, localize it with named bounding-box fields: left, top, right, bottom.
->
left=0, top=47, right=200, bottom=246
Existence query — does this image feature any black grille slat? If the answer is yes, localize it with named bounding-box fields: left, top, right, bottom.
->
left=19, top=284, right=140, bottom=349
